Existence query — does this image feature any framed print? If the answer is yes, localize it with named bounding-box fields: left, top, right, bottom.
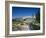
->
left=5, top=1, right=45, bottom=37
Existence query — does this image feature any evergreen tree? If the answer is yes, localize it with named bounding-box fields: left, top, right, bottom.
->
left=36, top=10, right=40, bottom=23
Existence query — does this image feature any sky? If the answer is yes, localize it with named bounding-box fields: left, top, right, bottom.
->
left=12, top=7, right=40, bottom=18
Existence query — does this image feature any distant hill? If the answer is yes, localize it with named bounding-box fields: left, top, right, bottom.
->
left=12, top=16, right=36, bottom=19
left=12, top=16, right=36, bottom=23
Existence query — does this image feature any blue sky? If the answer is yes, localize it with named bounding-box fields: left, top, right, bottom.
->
left=12, top=7, right=40, bottom=18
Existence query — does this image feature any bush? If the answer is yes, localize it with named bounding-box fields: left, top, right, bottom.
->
left=29, top=22, right=40, bottom=30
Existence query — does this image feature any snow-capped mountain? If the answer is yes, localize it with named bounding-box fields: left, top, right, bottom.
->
left=12, top=15, right=36, bottom=19
left=22, top=16, right=32, bottom=19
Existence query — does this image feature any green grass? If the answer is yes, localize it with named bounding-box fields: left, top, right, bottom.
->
left=12, top=19, right=40, bottom=31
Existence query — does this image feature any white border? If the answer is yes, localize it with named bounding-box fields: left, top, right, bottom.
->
left=9, top=3, right=43, bottom=34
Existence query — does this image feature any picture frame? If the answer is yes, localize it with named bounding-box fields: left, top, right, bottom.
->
left=5, top=1, right=45, bottom=37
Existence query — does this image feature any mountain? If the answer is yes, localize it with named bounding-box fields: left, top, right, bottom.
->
left=12, top=16, right=36, bottom=21
left=22, top=16, right=32, bottom=19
